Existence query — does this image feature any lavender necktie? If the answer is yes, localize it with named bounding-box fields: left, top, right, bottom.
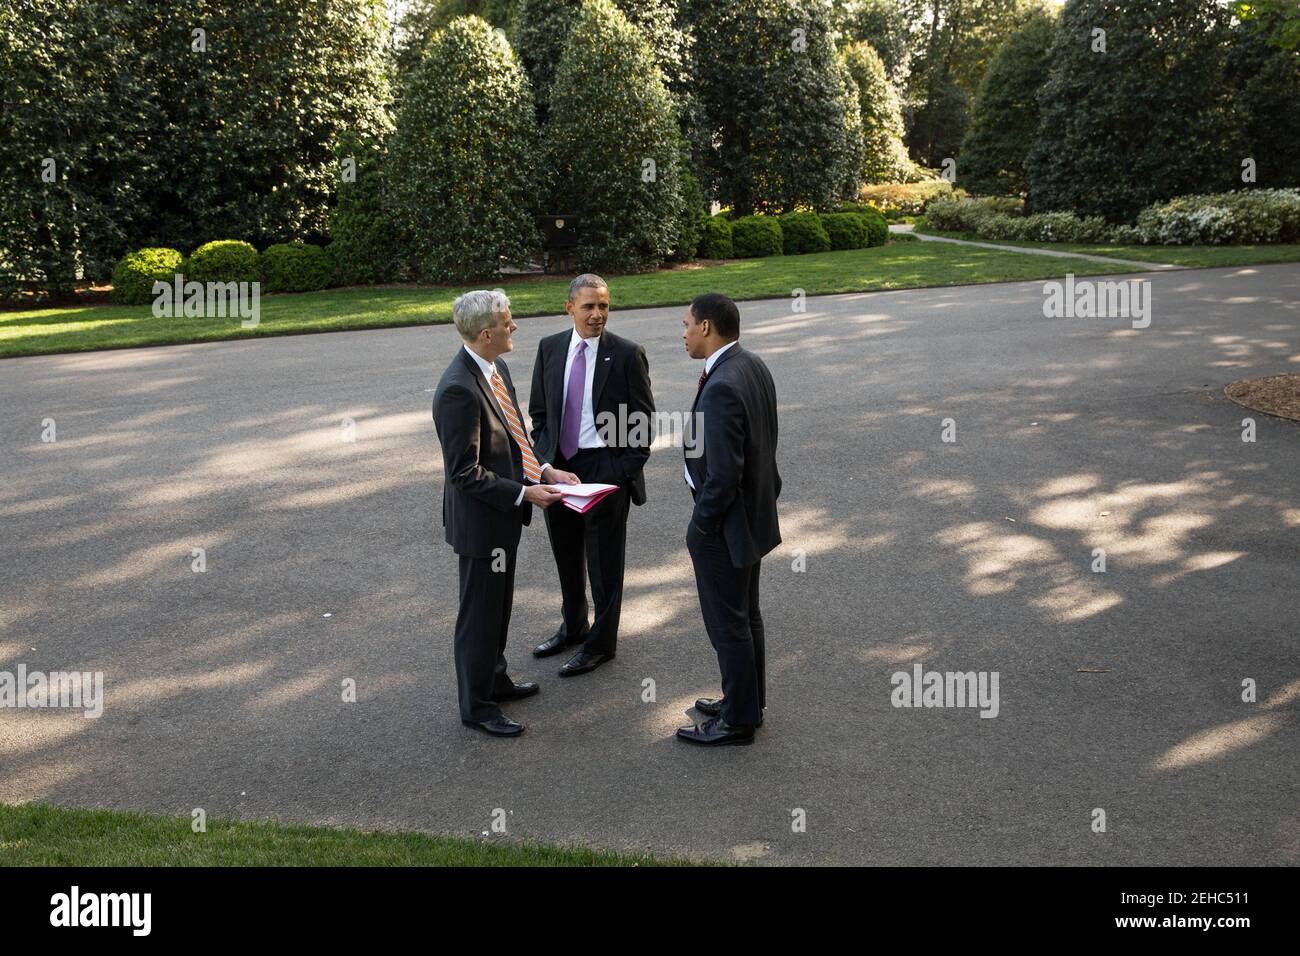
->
left=559, top=341, right=587, bottom=460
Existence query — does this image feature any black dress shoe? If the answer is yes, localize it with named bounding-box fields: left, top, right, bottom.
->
left=675, top=716, right=754, bottom=746
left=694, top=697, right=763, bottom=727
left=462, top=716, right=525, bottom=737
left=558, top=650, right=613, bottom=677
left=493, top=681, right=539, bottom=702
left=533, top=631, right=587, bottom=658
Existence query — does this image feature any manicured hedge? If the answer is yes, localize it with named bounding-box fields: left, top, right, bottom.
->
left=111, top=247, right=184, bottom=305
left=778, top=212, right=831, bottom=255
left=820, top=212, right=868, bottom=251
left=697, top=215, right=734, bottom=259
left=731, top=215, right=783, bottom=258
left=187, top=240, right=259, bottom=284
left=835, top=203, right=888, bottom=246
left=259, top=242, right=334, bottom=293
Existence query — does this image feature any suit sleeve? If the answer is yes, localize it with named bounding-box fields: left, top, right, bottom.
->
left=435, top=383, right=524, bottom=512
left=620, top=344, right=655, bottom=479
left=529, top=345, right=547, bottom=449
left=690, top=380, right=745, bottom=533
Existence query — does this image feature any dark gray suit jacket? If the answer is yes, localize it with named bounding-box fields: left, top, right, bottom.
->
left=433, top=347, right=533, bottom=558
left=685, top=344, right=782, bottom=568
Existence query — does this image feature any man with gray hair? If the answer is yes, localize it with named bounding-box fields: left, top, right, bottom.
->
left=528, top=274, right=655, bottom=676
left=433, top=289, right=579, bottom=737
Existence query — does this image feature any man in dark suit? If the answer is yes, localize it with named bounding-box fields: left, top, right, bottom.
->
left=433, top=290, right=577, bottom=737
left=528, top=274, right=655, bottom=676
left=677, top=292, right=781, bottom=747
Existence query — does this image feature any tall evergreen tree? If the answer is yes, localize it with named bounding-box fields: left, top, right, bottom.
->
left=692, top=0, right=860, bottom=214
left=1026, top=0, right=1238, bottom=221
left=547, top=0, right=684, bottom=271
left=514, top=0, right=583, bottom=120
left=958, top=6, right=1057, bottom=196
left=833, top=0, right=915, bottom=86
left=388, top=16, right=542, bottom=280
left=1228, top=12, right=1300, bottom=187
left=842, top=40, right=912, bottom=183
left=0, top=0, right=161, bottom=300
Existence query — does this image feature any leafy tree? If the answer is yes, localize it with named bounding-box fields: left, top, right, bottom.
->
left=833, top=0, right=915, bottom=85
left=1026, top=0, right=1238, bottom=221
left=393, top=0, right=521, bottom=88
left=388, top=16, right=542, bottom=280
left=1227, top=12, right=1300, bottom=187
left=958, top=6, right=1057, bottom=195
left=328, top=131, right=399, bottom=284
left=546, top=0, right=684, bottom=271
left=898, top=0, right=1047, bottom=167
left=515, top=0, right=690, bottom=121
left=842, top=40, right=912, bottom=183
left=514, top=0, right=582, bottom=120
left=0, top=0, right=159, bottom=300
left=692, top=0, right=861, bottom=214
left=1234, top=0, right=1300, bottom=49
left=170, top=0, right=392, bottom=249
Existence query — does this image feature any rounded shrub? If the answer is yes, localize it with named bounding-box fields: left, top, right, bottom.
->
left=778, top=212, right=831, bottom=255
left=731, top=215, right=783, bottom=258
left=259, top=242, right=334, bottom=293
left=836, top=203, right=888, bottom=246
left=187, top=240, right=259, bottom=284
left=697, top=215, right=734, bottom=259
left=111, top=247, right=184, bottom=305
left=819, top=212, right=868, bottom=251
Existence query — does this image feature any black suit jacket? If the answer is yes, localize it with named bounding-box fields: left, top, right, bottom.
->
left=433, top=347, right=533, bottom=558
left=686, top=344, right=782, bottom=568
left=529, top=328, right=654, bottom=506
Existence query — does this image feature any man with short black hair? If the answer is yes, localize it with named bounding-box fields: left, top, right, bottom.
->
left=677, top=292, right=782, bottom=746
left=528, top=274, right=655, bottom=676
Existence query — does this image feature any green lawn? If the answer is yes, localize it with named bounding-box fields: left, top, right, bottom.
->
left=0, top=803, right=689, bottom=867
left=1, top=241, right=1135, bottom=359
left=914, top=225, right=1300, bottom=268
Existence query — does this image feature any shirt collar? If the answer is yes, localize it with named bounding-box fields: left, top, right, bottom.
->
left=462, top=343, right=495, bottom=380
left=570, top=327, right=598, bottom=355
left=705, top=340, right=737, bottom=375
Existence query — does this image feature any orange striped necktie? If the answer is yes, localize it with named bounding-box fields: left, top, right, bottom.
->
left=489, top=369, right=544, bottom=483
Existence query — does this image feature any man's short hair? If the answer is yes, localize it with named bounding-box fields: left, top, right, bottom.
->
left=452, top=289, right=510, bottom=342
left=567, top=273, right=608, bottom=301
left=690, top=292, right=740, bottom=340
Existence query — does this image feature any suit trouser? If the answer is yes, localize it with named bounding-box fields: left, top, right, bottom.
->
left=545, top=447, right=631, bottom=656
left=686, top=523, right=766, bottom=727
left=454, top=546, right=518, bottom=722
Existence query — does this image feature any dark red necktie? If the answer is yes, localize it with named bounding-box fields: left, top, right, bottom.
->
left=696, top=369, right=708, bottom=397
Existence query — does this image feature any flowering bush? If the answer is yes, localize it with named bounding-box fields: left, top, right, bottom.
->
left=859, top=180, right=964, bottom=217
left=929, top=190, right=1300, bottom=246
left=1135, top=189, right=1300, bottom=244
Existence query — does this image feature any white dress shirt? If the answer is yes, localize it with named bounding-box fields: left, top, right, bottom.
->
left=462, top=344, right=548, bottom=506
left=685, top=341, right=738, bottom=490
left=561, top=329, right=606, bottom=450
